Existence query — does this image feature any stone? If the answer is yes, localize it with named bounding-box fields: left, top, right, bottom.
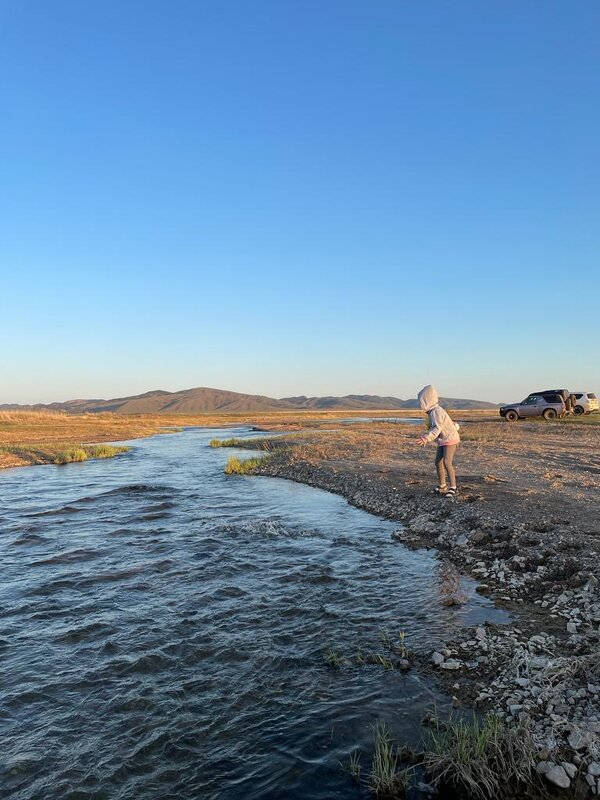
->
left=475, top=627, right=486, bottom=640
left=440, top=659, right=462, bottom=670
left=535, top=761, right=552, bottom=775
left=568, top=729, right=592, bottom=750
left=586, top=774, right=596, bottom=789
left=589, top=763, right=600, bottom=778
left=567, top=622, right=578, bottom=634
left=397, top=658, right=411, bottom=671
left=544, top=764, right=570, bottom=789
left=431, top=652, right=445, bottom=666
left=561, top=762, right=577, bottom=779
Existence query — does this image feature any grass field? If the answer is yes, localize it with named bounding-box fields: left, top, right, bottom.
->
left=3, top=407, right=595, bottom=471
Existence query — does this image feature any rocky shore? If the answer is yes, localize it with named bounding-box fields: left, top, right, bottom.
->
left=252, top=423, right=600, bottom=796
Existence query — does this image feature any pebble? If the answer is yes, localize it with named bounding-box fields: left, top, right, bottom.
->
left=561, top=762, right=577, bottom=779
left=431, top=652, right=445, bottom=666
left=589, top=762, right=600, bottom=778
left=439, top=659, right=462, bottom=671
left=544, top=764, right=570, bottom=789
left=568, top=729, right=592, bottom=750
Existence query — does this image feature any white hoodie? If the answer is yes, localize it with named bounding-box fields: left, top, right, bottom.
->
left=417, top=385, right=460, bottom=446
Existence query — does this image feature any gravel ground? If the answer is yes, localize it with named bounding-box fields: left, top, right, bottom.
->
left=253, top=419, right=600, bottom=795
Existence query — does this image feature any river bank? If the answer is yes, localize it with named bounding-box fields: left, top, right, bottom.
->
left=239, top=419, right=600, bottom=795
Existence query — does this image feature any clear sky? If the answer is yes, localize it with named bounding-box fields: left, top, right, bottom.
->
left=1, top=1, right=598, bottom=404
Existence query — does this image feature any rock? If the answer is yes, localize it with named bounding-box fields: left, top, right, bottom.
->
left=561, top=762, right=577, bottom=779
left=586, top=774, right=597, bottom=790
left=568, top=729, right=592, bottom=750
left=440, top=659, right=462, bottom=671
left=567, top=622, right=578, bottom=634
left=544, top=764, right=570, bottom=789
left=535, top=761, right=552, bottom=775
left=397, top=658, right=411, bottom=671
left=431, top=652, right=445, bottom=666
left=475, top=626, right=486, bottom=640
left=589, top=763, right=600, bottom=778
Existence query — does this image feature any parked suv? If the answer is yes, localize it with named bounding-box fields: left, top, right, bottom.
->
left=499, top=394, right=565, bottom=421
left=572, top=392, right=599, bottom=415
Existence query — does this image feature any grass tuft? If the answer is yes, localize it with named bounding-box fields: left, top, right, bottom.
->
left=224, top=455, right=270, bottom=475
left=369, top=722, right=407, bottom=797
left=422, top=713, right=534, bottom=800
left=54, top=444, right=129, bottom=465
left=323, top=649, right=342, bottom=670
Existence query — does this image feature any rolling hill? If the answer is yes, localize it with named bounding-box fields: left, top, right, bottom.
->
left=1, top=387, right=498, bottom=414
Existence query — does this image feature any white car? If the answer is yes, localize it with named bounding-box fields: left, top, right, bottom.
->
left=572, top=392, right=599, bottom=415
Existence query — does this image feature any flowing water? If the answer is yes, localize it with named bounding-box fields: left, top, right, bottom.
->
left=0, top=428, right=508, bottom=800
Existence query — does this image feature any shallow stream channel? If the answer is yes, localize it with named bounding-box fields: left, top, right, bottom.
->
left=0, top=427, right=509, bottom=799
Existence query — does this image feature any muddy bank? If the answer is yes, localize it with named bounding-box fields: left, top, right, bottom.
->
left=248, top=421, right=600, bottom=795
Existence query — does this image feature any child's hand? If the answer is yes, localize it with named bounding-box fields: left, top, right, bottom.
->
left=417, top=436, right=428, bottom=447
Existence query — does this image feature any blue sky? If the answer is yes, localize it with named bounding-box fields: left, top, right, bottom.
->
left=1, top=1, right=598, bottom=404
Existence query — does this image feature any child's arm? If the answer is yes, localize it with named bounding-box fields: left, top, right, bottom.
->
left=417, top=408, right=443, bottom=445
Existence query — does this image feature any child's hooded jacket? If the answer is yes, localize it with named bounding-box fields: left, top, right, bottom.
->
left=417, top=385, right=460, bottom=446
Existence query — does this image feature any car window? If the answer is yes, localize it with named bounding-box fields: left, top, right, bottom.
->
left=589, top=393, right=597, bottom=400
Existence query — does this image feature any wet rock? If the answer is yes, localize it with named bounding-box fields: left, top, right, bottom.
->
left=397, top=658, right=411, bottom=671
left=431, top=652, right=445, bottom=666
left=589, top=762, right=600, bottom=778
left=544, top=764, right=570, bottom=789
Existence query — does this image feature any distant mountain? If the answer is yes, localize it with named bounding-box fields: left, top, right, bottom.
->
left=1, top=386, right=498, bottom=414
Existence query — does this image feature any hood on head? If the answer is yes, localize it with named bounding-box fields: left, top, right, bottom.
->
left=418, top=385, right=439, bottom=411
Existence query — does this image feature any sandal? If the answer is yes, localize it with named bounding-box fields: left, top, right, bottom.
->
left=434, top=485, right=448, bottom=495
left=445, top=487, right=458, bottom=497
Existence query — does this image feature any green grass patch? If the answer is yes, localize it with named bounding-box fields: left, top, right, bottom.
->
left=54, top=444, right=129, bottom=465
left=223, top=455, right=270, bottom=475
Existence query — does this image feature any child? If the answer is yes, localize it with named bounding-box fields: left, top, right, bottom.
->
left=416, top=385, right=460, bottom=496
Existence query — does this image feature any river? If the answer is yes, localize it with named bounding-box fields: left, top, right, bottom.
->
left=0, top=427, right=507, bottom=799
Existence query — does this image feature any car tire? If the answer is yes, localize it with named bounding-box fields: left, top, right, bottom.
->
left=574, top=406, right=585, bottom=415
left=505, top=410, right=518, bottom=422
left=542, top=408, right=557, bottom=420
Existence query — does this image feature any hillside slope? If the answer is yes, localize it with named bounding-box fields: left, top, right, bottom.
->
left=2, top=386, right=498, bottom=413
